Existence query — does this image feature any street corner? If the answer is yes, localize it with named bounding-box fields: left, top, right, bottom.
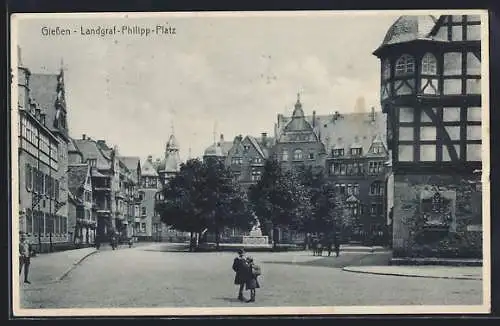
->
left=341, top=265, right=483, bottom=280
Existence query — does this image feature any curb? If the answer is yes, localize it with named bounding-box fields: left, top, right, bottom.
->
left=341, top=266, right=482, bottom=281
left=57, top=249, right=98, bottom=282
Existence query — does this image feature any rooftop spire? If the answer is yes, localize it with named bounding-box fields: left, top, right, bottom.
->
left=292, top=92, right=304, bottom=118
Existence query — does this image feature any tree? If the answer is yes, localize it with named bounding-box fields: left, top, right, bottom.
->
left=296, top=165, right=344, bottom=239
left=202, top=159, right=253, bottom=250
left=248, top=159, right=312, bottom=248
left=156, top=158, right=253, bottom=251
left=156, top=159, right=206, bottom=251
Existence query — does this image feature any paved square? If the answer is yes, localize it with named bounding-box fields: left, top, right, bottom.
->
left=19, top=244, right=483, bottom=308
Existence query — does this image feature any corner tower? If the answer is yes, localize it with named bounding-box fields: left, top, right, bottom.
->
left=373, top=14, right=483, bottom=258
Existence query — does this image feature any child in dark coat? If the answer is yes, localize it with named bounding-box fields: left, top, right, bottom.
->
left=245, top=256, right=261, bottom=303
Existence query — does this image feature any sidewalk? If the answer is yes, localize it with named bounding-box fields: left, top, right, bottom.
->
left=342, top=265, right=483, bottom=280
left=19, top=247, right=97, bottom=285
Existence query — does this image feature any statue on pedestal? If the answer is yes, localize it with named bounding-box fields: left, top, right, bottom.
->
left=249, top=215, right=262, bottom=237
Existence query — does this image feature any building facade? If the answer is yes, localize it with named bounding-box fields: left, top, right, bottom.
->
left=67, top=163, right=96, bottom=245
left=69, top=135, right=120, bottom=243
left=118, top=156, right=143, bottom=239
left=17, top=52, right=71, bottom=252
left=225, top=133, right=274, bottom=191
left=373, top=14, right=483, bottom=257
left=273, top=94, right=327, bottom=173
left=323, top=109, right=389, bottom=244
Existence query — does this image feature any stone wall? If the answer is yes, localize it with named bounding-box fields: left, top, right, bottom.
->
left=392, top=173, right=482, bottom=258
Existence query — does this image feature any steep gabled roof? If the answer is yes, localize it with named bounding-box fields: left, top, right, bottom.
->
left=119, top=156, right=141, bottom=181
left=321, top=111, right=387, bottom=156
left=203, top=141, right=233, bottom=157
left=68, top=164, right=89, bottom=197
left=142, top=156, right=159, bottom=177
left=73, top=138, right=113, bottom=170
left=29, top=73, right=59, bottom=132
left=246, top=136, right=266, bottom=158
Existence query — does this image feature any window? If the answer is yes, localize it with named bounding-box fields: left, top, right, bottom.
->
left=251, top=169, right=262, bottom=181
left=253, top=157, right=263, bottom=164
left=351, top=148, right=362, bottom=156
left=398, top=145, right=414, bottom=161
left=467, top=52, right=481, bottom=75
left=421, top=53, right=437, bottom=74
left=333, top=149, right=344, bottom=157
left=293, top=149, right=303, bottom=161
left=382, top=59, right=391, bottom=80
left=443, top=52, right=462, bottom=75
left=25, top=164, right=33, bottom=191
left=399, top=107, right=414, bottom=123
left=282, top=150, right=289, bottom=161
left=370, top=182, right=384, bottom=196
left=231, top=157, right=242, bottom=165
left=371, top=203, right=377, bottom=215
left=347, top=184, right=353, bottom=195
left=395, top=54, right=415, bottom=76
left=339, top=184, right=346, bottom=194
left=308, top=152, right=314, bottom=160
left=141, top=207, right=146, bottom=216
left=420, top=145, right=437, bottom=161
left=88, top=159, right=97, bottom=167
left=26, top=209, right=33, bottom=234
left=141, top=223, right=146, bottom=232
left=340, top=163, right=346, bottom=175
left=353, top=184, right=360, bottom=195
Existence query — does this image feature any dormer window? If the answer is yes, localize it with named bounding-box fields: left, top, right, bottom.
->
left=332, top=149, right=344, bottom=157
left=88, top=159, right=97, bottom=167
left=395, top=54, right=415, bottom=76
left=351, top=148, right=362, bottom=156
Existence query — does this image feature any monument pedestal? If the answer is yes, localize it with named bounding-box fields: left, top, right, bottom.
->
left=242, top=229, right=269, bottom=245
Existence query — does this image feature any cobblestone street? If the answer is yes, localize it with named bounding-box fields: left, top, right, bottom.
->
left=18, top=243, right=483, bottom=309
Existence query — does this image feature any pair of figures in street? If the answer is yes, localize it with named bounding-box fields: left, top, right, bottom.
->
left=311, top=236, right=340, bottom=257
left=232, top=249, right=261, bottom=303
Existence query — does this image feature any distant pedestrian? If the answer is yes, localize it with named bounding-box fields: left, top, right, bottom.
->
left=19, top=233, right=32, bottom=284
left=326, top=238, right=333, bottom=257
left=333, top=236, right=340, bottom=257
left=232, top=248, right=250, bottom=301
left=245, top=256, right=261, bottom=303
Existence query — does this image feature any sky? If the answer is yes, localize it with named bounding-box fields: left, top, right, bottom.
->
left=14, top=11, right=405, bottom=163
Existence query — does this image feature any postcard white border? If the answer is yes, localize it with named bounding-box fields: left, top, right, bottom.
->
left=10, top=9, right=491, bottom=317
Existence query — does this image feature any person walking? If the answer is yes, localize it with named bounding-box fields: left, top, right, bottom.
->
left=245, top=256, right=261, bottom=303
left=232, top=248, right=250, bottom=301
left=333, top=235, right=340, bottom=257
left=19, top=233, right=32, bottom=284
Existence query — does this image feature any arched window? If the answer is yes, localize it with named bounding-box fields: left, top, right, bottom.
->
left=395, top=54, right=415, bottom=76
left=421, top=53, right=437, bottom=74
left=293, top=149, right=303, bottom=161
left=382, top=59, right=391, bottom=80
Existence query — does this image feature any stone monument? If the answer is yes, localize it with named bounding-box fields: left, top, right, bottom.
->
left=242, top=216, right=269, bottom=245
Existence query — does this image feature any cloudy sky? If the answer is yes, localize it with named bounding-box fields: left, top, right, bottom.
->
left=14, top=11, right=405, bottom=163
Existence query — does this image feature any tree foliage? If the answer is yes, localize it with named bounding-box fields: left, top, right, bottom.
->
left=155, top=158, right=253, bottom=250
left=248, top=159, right=313, bottom=246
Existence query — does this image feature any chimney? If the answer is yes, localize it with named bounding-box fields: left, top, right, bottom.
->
left=17, top=45, right=22, bottom=66
left=147, top=155, right=153, bottom=162
left=220, top=133, right=224, bottom=142
left=312, top=110, right=316, bottom=127
left=261, top=132, right=267, bottom=145
left=371, top=106, right=376, bottom=122
left=82, top=134, right=86, bottom=140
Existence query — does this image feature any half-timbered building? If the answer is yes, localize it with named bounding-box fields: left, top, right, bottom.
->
left=373, top=14, right=483, bottom=257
